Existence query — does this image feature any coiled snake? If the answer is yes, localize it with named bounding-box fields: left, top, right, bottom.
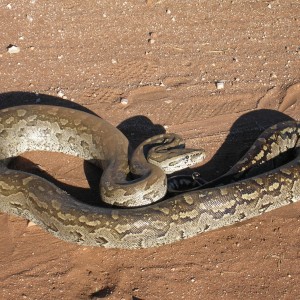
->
left=0, top=105, right=299, bottom=249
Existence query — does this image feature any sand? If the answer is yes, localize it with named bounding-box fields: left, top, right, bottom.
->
left=0, top=1, right=300, bottom=299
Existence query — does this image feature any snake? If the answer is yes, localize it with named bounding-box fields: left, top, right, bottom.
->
left=0, top=105, right=299, bottom=249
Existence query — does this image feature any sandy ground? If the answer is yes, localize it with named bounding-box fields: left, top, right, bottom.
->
left=1, top=1, right=300, bottom=299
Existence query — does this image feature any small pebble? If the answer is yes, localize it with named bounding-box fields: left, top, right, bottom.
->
left=26, top=15, right=33, bottom=22
left=27, top=221, right=36, bottom=227
left=149, top=32, right=157, bottom=39
left=148, top=32, right=156, bottom=44
left=7, top=45, right=20, bottom=54
left=111, top=58, right=117, bottom=64
left=6, top=3, right=12, bottom=9
left=216, top=81, right=225, bottom=89
left=120, top=98, right=128, bottom=105
left=57, top=90, right=65, bottom=98
left=166, top=9, right=171, bottom=14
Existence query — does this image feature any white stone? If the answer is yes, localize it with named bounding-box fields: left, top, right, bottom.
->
left=57, top=90, right=65, bottom=98
left=7, top=45, right=20, bottom=54
left=27, top=15, right=34, bottom=22
left=27, top=221, right=36, bottom=227
left=216, top=81, right=225, bottom=89
left=120, top=98, right=128, bottom=105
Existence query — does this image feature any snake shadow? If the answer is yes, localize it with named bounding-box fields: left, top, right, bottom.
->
left=0, top=91, right=96, bottom=114
left=0, top=91, right=296, bottom=205
left=194, top=109, right=295, bottom=180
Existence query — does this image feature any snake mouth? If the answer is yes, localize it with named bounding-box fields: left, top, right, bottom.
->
left=167, top=143, right=300, bottom=194
left=167, top=172, right=207, bottom=194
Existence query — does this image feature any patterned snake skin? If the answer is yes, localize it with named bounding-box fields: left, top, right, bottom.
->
left=0, top=105, right=299, bottom=249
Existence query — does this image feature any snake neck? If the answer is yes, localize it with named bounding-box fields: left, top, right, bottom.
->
left=100, top=154, right=167, bottom=207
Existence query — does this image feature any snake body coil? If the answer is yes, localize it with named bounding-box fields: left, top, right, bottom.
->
left=0, top=105, right=299, bottom=249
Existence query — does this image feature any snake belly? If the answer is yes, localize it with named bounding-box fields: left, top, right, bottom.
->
left=0, top=105, right=299, bottom=249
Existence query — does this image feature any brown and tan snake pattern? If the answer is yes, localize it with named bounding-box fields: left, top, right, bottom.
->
left=0, top=105, right=299, bottom=249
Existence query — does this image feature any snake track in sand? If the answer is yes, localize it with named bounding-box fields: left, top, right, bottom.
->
left=0, top=105, right=299, bottom=249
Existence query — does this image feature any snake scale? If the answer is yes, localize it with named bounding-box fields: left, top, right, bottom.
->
left=0, top=105, right=299, bottom=249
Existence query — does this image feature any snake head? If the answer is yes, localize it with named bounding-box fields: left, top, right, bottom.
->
left=148, top=148, right=206, bottom=174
